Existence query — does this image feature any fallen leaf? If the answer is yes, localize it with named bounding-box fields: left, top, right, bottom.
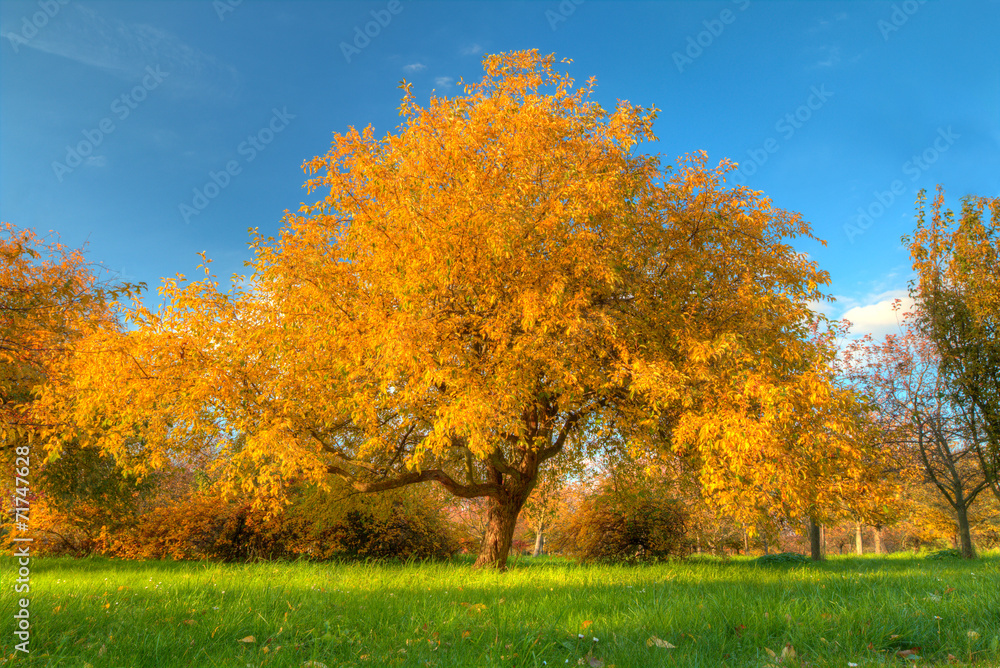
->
left=780, top=643, right=796, bottom=663
left=765, top=647, right=777, bottom=659
left=581, top=620, right=593, bottom=631
left=646, top=636, right=676, bottom=648
left=302, top=662, right=328, bottom=668
left=238, top=636, right=256, bottom=643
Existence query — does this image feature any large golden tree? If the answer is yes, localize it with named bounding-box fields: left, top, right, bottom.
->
left=49, top=52, right=876, bottom=568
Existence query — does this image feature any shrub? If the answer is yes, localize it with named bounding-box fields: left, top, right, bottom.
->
left=755, top=552, right=810, bottom=565
left=287, top=485, right=459, bottom=561
left=925, top=548, right=964, bottom=560
left=557, top=483, right=689, bottom=563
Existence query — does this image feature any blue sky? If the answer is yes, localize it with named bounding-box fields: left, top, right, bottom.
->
left=2, top=0, right=998, bottom=339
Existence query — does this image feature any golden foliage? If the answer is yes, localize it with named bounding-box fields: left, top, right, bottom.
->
left=41, top=51, right=882, bottom=566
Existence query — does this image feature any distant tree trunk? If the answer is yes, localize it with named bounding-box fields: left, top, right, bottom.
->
left=808, top=517, right=823, bottom=561
left=743, top=530, right=749, bottom=555
left=955, top=504, right=977, bottom=559
left=761, top=531, right=770, bottom=555
left=855, top=523, right=864, bottom=555
left=532, top=524, right=545, bottom=557
left=874, top=525, right=885, bottom=554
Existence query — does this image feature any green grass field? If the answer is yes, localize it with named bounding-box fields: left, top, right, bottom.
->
left=2, top=553, right=998, bottom=667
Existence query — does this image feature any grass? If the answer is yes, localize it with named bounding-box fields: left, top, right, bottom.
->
left=1, top=552, right=998, bottom=667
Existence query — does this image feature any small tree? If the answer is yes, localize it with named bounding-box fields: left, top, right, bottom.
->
left=845, top=322, right=990, bottom=559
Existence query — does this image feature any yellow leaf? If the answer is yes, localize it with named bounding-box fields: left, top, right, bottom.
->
left=646, top=636, right=676, bottom=649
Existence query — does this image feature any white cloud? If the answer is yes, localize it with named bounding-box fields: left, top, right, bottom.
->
left=434, top=76, right=454, bottom=88
left=85, top=155, right=108, bottom=167
left=403, top=63, right=426, bottom=74
left=839, top=291, right=914, bottom=340
left=460, top=43, right=483, bottom=56
left=807, top=299, right=836, bottom=319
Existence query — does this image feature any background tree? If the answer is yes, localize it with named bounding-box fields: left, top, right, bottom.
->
left=908, top=190, right=1000, bottom=499
left=1, top=223, right=135, bottom=449
left=844, top=321, right=990, bottom=559
left=520, top=462, right=570, bottom=557
left=1, top=224, right=146, bottom=553
left=50, top=51, right=880, bottom=570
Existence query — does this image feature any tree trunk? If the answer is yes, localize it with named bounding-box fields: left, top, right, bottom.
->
left=532, top=524, right=545, bottom=557
left=808, top=517, right=823, bottom=561
left=874, top=525, right=884, bottom=554
left=474, top=495, right=524, bottom=570
left=855, top=522, right=864, bottom=555
left=955, top=504, right=977, bottom=559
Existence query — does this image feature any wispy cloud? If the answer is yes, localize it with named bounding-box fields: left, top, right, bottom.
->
left=86, top=156, right=108, bottom=167
left=815, top=45, right=841, bottom=68
left=460, top=43, right=482, bottom=56
left=434, top=76, right=454, bottom=88
left=403, top=62, right=426, bottom=74
left=8, top=5, right=239, bottom=100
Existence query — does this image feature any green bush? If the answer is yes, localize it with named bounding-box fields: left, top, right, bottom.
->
left=755, top=551, right=810, bottom=565
left=925, top=548, right=964, bottom=560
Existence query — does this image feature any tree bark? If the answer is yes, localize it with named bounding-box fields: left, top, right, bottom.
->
left=955, top=503, right=977, bottom=559
left=474, top=494, right=527, bottom=570
left=532, top=524, right=545, bottom=557
left=855, top=522, right=864, bottom=555
left=808, top=517, right=823, bottom=561
left=874, top=525, right=884, bottom=554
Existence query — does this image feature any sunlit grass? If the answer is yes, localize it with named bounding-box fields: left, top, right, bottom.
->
left=2, top=552, right=998, bottom=667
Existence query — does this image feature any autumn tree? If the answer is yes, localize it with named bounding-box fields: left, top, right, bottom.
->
left=907, top=189, right=1000, bottom=500
left=0, top=224, right=120, bottom=448
left=49, top=51, right=880, bottom=569
left=844, top=321, right=990, bottom=559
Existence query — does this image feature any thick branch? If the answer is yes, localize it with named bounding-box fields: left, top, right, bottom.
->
left=326, top=464, right=500, bottom=499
